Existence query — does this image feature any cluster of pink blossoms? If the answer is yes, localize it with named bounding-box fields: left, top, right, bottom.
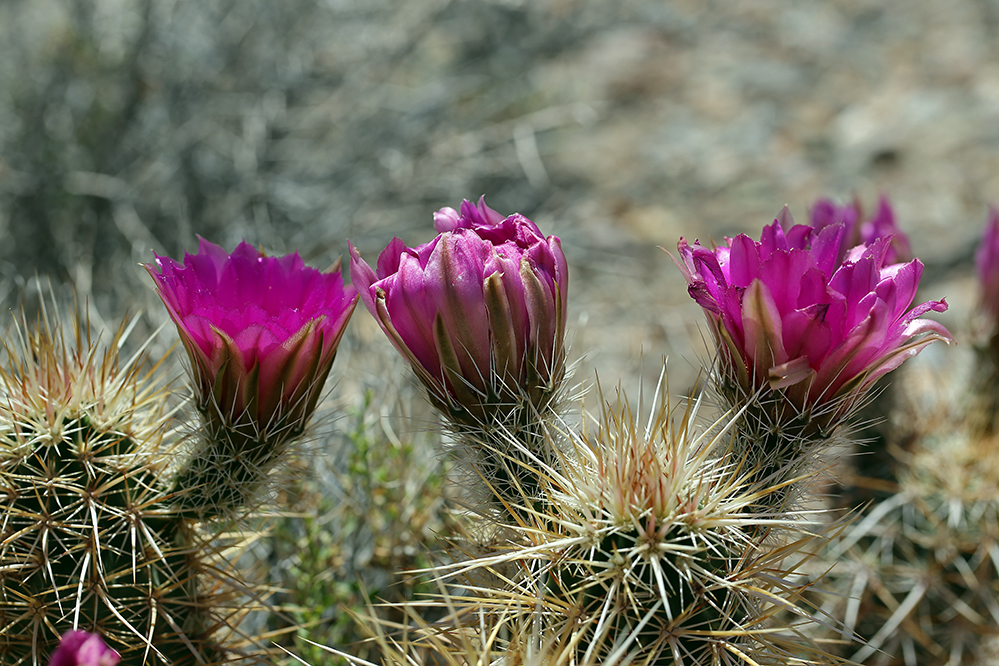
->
left=676, top=199, right=951, bottom=416
left=143, top=192, right=964, bottom=454
left=146, top=197, right=567, bottom=438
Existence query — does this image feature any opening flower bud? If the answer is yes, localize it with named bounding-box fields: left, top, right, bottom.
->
left=809, top=194, right=912, bottom=266
left=976, top=206, right=999, bottom=330
left=350, top=197, right=568, bottom=426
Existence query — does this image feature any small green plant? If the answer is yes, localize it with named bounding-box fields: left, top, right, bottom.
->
left=269, top=389, right=449, bottom=666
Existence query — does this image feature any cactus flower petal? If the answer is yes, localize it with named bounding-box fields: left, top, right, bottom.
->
left=49, top=631, right=120, bottom=666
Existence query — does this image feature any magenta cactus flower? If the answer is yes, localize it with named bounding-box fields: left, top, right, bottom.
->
left=810, top=194, right=912, bottom=266
left=969, top=206, right=999, bottom=437
left=676, top=211, right=950, bottom=417
left=49, top=631, right=120, bottom=666
left=976, top=206, right=999, bottom=326
left=350, top=197, right=568, bottom=424
left=145, top=239, right=358, bottom=440
left=862, top=195, right=913, bottom=265
left=809, top=197, right=861, bottom=260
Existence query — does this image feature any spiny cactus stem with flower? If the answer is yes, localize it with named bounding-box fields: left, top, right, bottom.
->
left=351, top=197, right=569, bottom=511
left=145, top=239, right=358, bottom=519
left=676, top=204, right=950, bottom=512
left=0, top=307, right=248, bottom=665
left=0, top=239, right=360, bottom=663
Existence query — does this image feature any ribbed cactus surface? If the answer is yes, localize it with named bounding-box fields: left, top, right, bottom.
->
left=0, top=312, right=262, bottom=665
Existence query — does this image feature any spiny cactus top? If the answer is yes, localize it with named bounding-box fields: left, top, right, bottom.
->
left=0, top=310, right=260, bottom=664
left=810, top=194, right=912, bottom=265
left=145, top=238, right=358, bottom=442
left=48, top=632, right=120, bottom=666
left=403, top=367, right=840, bottom=666
left=350, top=197, right=568, bottom=425
left=676, top=211, right=951, bottom=416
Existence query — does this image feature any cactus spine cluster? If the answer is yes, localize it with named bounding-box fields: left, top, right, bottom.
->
left=0, top=309, right=269, bottom=665
left=827, top=430, right=999, bottom=665
left=353, top=368, right=840, bottom=666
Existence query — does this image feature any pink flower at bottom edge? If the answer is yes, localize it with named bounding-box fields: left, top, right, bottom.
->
left=49, top=631, right=120, bottom=666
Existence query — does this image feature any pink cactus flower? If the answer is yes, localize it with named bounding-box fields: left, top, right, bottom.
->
left=350, top=197, right=568, bottom=424
left=49, top=631, right=120, bottom=666
left=676, top=210, right=950, bottom=415
left=146, top=239, right=358, bottom=440
left=809, top=197, right=861, bottom=262
left=810, top=194, right=912, bottom=266
left=976, top=206, right=999, bottom=326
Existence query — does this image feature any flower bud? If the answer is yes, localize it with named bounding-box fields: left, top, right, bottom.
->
left=350, top=197, right=568, bottom=425
left=810, top=194, right=912, bottom=266
left=976, top=206, right=999, bottom=328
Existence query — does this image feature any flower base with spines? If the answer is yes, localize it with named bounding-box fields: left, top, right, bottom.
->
left=966, top=336, right=999, bottom=438
left=715, top=371, right=858, bottom=515
left=438, top=363, right=573, bottom=517
left=170, top=410, right=303, bottom=521
left=0, top=309, right=271, bottom=665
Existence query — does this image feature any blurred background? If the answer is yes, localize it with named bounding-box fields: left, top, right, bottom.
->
left=3, top=0, right=997, bottom=393
left=1, top=0, right=997, bottom=659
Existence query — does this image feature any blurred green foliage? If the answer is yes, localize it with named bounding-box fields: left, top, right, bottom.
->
left=269, top=390, right=449, bottom=665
